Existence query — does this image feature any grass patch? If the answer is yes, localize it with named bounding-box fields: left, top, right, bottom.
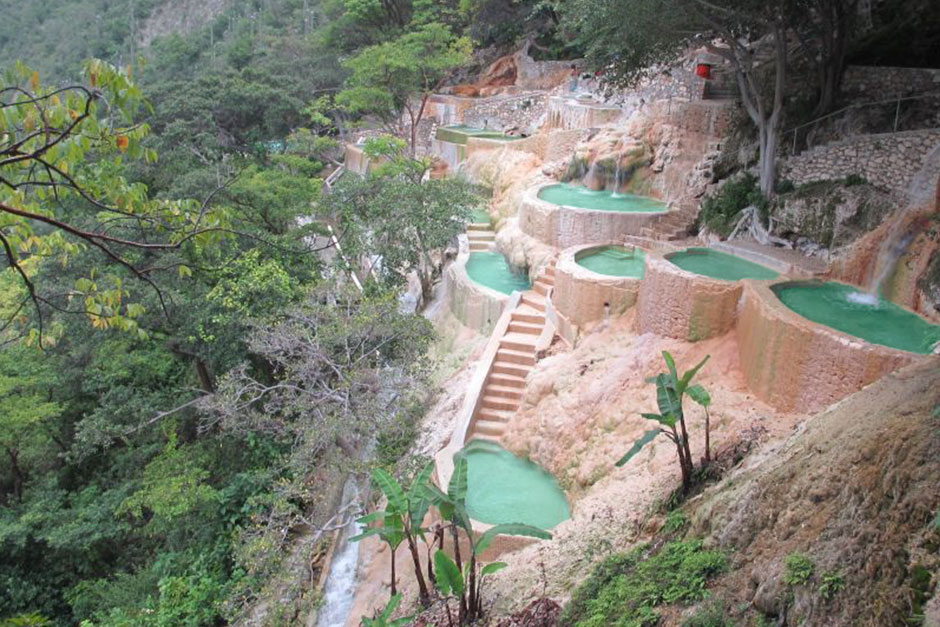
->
left=560, top=540, right=728, bottom=627
left=683, top=598, right=736, bottom=627
left=783, top=553, right=814, bottom=586
left=698, top=173, right=766, bottom=237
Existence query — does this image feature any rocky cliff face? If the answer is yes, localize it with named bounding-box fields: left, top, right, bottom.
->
left=138, top=0, right=227, bottom=48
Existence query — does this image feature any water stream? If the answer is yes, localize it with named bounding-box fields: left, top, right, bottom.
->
left=316, top=477, right=363, bottom=627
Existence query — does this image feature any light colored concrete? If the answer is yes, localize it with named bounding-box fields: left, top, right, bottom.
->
left=553, top=243, right=644, bottom=330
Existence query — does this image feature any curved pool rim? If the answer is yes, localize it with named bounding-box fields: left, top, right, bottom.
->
left=456, top=439, right=570, bottom=531
left=574, top=244, right=648, bottom=278
left=771, top=280, right=940, bottom=355
left=665, top=247, right=780, bottom=282
left=536, top=182, right=668, bottom=214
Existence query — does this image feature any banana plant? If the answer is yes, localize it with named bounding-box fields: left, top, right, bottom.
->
left=617, top=351, right=709, bottom=492
left=361, top=593, right=413, bottom=627
left=424, top=456, right=551, bottom=624
left=687, top=383, right=712, bottom=463
left=351, top=462, right=436, bottom=604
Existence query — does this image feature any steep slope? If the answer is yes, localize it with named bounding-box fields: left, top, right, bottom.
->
left=692, top=360, right=940, bottom=626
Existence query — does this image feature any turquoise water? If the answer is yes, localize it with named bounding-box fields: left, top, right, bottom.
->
left=537, top=183, right=667, bottom=213
left=458, top=440, right=570, bottom=529
left=470, top=209, right=491, bottom=223
left=666, top=247, right=779, bottom=281
left=773, top=281, right=940, bottom=354
left=576, top=245, right=647, bottom=278
left=466, top=252, right=531, bottom=295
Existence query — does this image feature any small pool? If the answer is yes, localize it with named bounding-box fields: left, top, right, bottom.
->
left=436, top=125, right=524, bottom=144
left=575, top=245, right=647, bottom=278
left=466, top=252, right=531, bottom=295
left=773, top=281, right=940, bottom=354
left=458, top=440, right=570, bottom=529
left=666, top=247, right=779, bottom=281
left=470, top=209, right=491, bottom=224
left=537, top=183, right=667, bottom=213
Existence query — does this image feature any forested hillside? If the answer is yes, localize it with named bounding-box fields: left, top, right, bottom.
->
left=0, top=1, right=556, bottom=624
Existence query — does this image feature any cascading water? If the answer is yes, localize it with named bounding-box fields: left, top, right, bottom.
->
left=316, top=477, right=363, bottom=627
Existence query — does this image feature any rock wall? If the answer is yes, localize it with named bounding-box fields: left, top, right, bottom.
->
left=841, top=65, right=940, bottom=99
left=462, top=93, right=549, bottom=131
left=736, top=281, right=917, bottom=413
left=636, top=254, right=744, bottom=341
left=782, top=128, right=940, bottom=195
left=445, top=240, right=509, bottom=334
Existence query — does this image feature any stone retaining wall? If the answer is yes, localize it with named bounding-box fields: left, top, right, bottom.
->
left=736, top=281, right=918, bottom=413
left=782, top=128, right=940, bottom=194
left=519, top=184, right=665, bottom=249
left=554, top=243, right=643, bottom=328
left=842, top=65, right=940, bottom=99
left=445, top=237, right=510, bottom=334
left=636, top=254, right=745, bottom=341
left=546, top=96, right=624, bottom=130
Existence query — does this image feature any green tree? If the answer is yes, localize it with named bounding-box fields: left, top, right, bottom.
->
left=336, top=23, right=471, bottom=155
left=328, top=136, right=478, bottom=303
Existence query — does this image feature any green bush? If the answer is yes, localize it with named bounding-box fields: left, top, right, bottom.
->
left=663, top=510, right=689, bottom=535
left=819, top=571, right=845, bottom=600
left=560, top=540, right=728, bottom=627
left=783, top=553, right=815, bottom=586
left=683, top=598, right=736, bottom=627
left=699, top=174, right=766, bottom=237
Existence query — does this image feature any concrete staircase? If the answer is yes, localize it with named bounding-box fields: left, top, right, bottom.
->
left=466, top=260, right=556, bottom=441
left=467, top=221, right=496, bottom=252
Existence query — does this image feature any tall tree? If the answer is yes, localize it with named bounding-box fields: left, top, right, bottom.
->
left=336, top=22, right=471, bottom=155
left=563, top=0, right=806, bottom=198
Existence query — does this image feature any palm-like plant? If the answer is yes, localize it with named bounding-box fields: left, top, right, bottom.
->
left=424, top=456, right=551, bottom=624
left=361, top=594, right=413, bottom=627
left=617, top=351, right=710, bottom=491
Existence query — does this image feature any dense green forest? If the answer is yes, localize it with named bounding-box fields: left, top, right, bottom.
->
left=0, top=1, right=557, bottom=624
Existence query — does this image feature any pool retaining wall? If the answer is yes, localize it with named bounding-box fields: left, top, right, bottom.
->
left=737, top=281, right=919, bottom=413
left=554, top=243, right=643, bottom=328
left=520, top=184, right=666, bottom=249
left=445, top=235, right=510, bottom=334
left=636, top=254, right=744, bottom=341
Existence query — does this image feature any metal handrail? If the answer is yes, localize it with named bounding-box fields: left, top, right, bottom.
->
left=784, top=90, right=940, bottom=154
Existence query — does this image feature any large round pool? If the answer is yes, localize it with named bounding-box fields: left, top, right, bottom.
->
left=466, top=252, right=531, bottom=295
left=458, top=440, right=570, bottom=529
left=436, top=125, right=525, bottom=144
left=538, top=183, right=667, bottom=213
left=575, top=245, right=647, bottom=278
left=773, top=281, right=940, bottom=355
left=666, top=247, right=779, bottom=281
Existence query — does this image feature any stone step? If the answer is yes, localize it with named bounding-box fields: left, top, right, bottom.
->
left=487, top=373, right=526, bottom=389
left=484, top=384, right=525, bottom=400
left=521, top=293, right=546, bottom=312
left=540, top=274, right=555, bottom=285
left=468, top=232, right=495, bottom=241
left=533, top=281, right=551, bottom=297
left=496, top=347, right=536, bottom=366
left=491, top=361, right=531, bottom=378
left=472, top=419, right=507, bottom=437
left=476, top=407, right=516, bottom=422
left=511, top=311, right=545, bottom=325
left=499, top=337, right=536, bottom=353
left=469, top=243, right=492, bottom=252
left=481, top=395, right=520, bottom=412
left=467, top=223, right=491, bottom=231
left=508, top=320, right=543, bottom=335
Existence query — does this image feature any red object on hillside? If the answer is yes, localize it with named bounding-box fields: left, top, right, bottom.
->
left=695, top=63, right=712, bottom=79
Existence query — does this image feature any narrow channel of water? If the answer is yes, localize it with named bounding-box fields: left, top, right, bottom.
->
left=316, top=478, right=363, bottom=627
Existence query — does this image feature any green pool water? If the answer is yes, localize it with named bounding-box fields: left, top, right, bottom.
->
left=666, top=247, right=779, bottom=281
left=458, top=440, right=570, bottom=529
left=436, top=125, right=525, bottom=145
left=537, top=183, right=667, bottom=213
left=773, top=281, right=940, bottom=355
left=470, top=209, right=491, bottom=224
left=575, top=245, right=647, bottom=278
left=465, top=252, right=531, bottom=295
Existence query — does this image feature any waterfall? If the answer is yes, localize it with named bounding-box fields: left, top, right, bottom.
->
left=316, top=477, right=364, bottom=627
left=611, top=150, right=624, bottom=195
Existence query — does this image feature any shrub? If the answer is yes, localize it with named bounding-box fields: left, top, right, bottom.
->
left=699, top=174, right=766, bottom=237
left=819, top=571, right=845, bottom=600
left=560, top=541, right=728, bottom=626
left=783, top=553, right=815, bottom=586
left=683, top=598, right=736, bottom=627
left=664, top=510, right=689, bottom=535
left=844, top=173, right=867, bottom=186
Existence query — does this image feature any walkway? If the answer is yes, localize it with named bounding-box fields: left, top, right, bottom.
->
left=466, top=259, right=556, bottom=441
